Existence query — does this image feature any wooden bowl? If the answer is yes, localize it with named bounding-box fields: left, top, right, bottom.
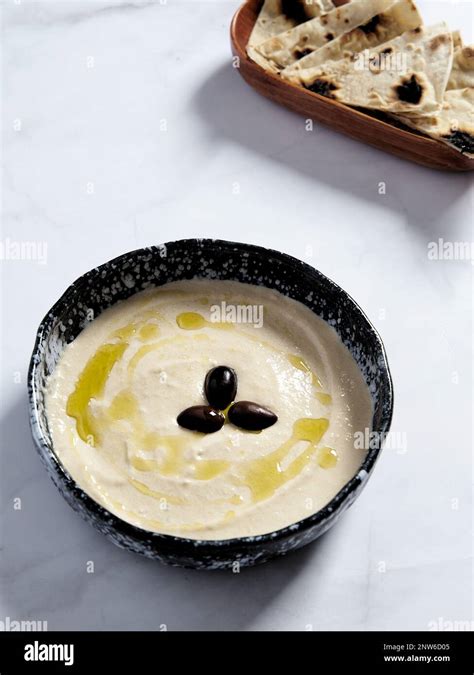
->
left=230, top=0, right=474, bottom=172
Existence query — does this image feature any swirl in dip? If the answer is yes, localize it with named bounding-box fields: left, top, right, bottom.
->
left=45, top=279, right=373, bottom=540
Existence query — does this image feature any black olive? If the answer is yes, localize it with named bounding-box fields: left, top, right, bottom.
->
left=204, top=366, right=237, bottom=410
left=177, top=406, right=225, bottom=434
left=228, top=401, right=278, bottom=431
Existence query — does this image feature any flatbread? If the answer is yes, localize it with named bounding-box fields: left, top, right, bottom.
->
left=294, top=24, right=453, bottom=116
left=248, top=0, right=335, bottom=48
left=282, top=0, right=422, bottom=82
left=447, top=46, right=474, bottom=90
left=395, top=88, right=474, bottom=156
left=253, top=0, right=396, bottom=72
left=452, top=31, right=462, bottom=49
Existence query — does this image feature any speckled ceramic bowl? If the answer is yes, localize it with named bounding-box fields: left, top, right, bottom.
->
left=28, top=239, right=393, bottom=569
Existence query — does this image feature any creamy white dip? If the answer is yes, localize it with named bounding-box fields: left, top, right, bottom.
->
left=46, top=279, right=372, bottom=540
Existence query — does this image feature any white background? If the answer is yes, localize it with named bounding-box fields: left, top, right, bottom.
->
left=1, top=0, right=472, bottom=631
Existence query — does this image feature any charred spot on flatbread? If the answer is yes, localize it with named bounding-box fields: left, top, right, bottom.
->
left=380, top=47, right=393, bottom=55
left=395, top=74, right=423, bottom=105
left=325, top=32, right=334, bottom=41
left=442, top=130, right=474, bottom=155
left=429, top=34, right=449, bottom=51
left=359, top=15, right=381, bottom=35
left=281, top=0, right=311, bottom=23
left=305, top=78, right=338, bottom=98
left=294, top=48, right=313, bottom=60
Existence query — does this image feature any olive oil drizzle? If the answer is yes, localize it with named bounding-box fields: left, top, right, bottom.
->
left=288, top=354, right=323, bottom=389
left=66, top=342, right=128, bottom=445
left=318, top=446, right=338, bottom=469
left=110, top=312, right=160, bottom=342
left=241, top=418, right=330, bottom=502
left=176, top=311, right=234, bottom=331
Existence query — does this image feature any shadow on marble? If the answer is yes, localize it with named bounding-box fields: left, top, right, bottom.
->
left=192, top=63, right=471, bottom=241
left=1, top=394, right=332, bottom=631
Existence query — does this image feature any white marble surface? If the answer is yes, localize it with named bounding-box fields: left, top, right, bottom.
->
left=1, top=0, right=473, bottom=631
